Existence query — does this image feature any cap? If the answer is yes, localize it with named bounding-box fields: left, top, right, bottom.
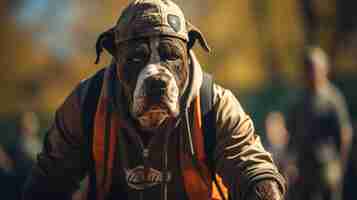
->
left=115, top=0, right=188, bottom=44
left=95, top=0, right=210, bottom=64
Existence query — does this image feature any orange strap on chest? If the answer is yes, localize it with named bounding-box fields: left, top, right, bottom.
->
left=93, top=94, right=118, bottom=200
left=183, top=96, right=228, bottom=200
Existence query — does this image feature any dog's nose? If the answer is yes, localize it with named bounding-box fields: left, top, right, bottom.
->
left=145, top=77, right=167, bottom=96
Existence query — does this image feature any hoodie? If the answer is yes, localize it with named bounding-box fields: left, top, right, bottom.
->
left=23, top=51, right=285, bottom=200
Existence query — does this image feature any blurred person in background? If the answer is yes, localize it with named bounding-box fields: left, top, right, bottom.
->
left=286, top=47, right=353, bottom=200
left=265, top=111, right=290, bottom=172
left=17, top=112, right=42, bottom=163
left=14, top=112, right=42, bottom=177
left=342, top=120, right=357, bottom=200
left=5, top=111, right=42, bottom=199
left=265, top=111, right=298, bottom=200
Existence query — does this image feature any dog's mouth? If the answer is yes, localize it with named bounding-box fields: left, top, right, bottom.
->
left=132, top=96, right=179, bottom=131
left=136, top=106, right=171, bottom=131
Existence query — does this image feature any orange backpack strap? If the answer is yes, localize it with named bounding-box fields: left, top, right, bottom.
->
left=81, top=67, right=119, bottom=200
left=80, top=69, right=105, bottom=200
left=181, top=95, right=211, bottom=200
left=200, top=73, right=229, bottom=200
left=181, top=72, right=228, bottom=200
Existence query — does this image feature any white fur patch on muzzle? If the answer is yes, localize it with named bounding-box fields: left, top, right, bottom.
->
left=132, top=64, right=179, bottom=130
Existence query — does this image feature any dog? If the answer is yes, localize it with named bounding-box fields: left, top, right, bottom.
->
left=115, top=36, right=189, bottom=131
left=94, top=0, right=210, bottom=132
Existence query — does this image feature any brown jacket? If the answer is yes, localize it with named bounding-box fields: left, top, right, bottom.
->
left=23, top=53, right=285, bottom=200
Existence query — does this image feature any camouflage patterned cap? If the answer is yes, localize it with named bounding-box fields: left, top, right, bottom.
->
left=115, top=0, right=188, bottom=44
left=95, top=0, right=210, bottom=64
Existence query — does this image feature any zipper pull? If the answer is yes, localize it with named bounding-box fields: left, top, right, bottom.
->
left=143, top=148, right=149, bottom=158
left=143, top=148, right=150, bottom=181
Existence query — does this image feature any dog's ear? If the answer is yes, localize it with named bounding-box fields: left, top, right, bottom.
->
left=95, top=27, right=116, bottom=64
left=186, top=21, right=211, bottom=53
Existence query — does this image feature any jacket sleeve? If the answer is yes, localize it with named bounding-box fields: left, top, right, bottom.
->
left=212, top=84, right=286, bottom=199
left=23, top=83, right=90, bottom=200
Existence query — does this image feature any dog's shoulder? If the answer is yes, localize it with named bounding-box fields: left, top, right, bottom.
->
left=77, top=67, right=106, bottom=106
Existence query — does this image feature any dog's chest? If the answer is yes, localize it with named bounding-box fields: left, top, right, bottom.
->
left=109, top=125, right=188, bottom=200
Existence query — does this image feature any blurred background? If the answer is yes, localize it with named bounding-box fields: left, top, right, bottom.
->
left=1, top=0, right=357, bottom=199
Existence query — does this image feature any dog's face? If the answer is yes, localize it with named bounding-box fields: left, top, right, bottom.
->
left=115, top=36, right=189, bottom=131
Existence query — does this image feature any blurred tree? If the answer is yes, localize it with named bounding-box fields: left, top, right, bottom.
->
left=1, top=0, right=357, bottom=133
left=197, top=0, right=266, bottom=90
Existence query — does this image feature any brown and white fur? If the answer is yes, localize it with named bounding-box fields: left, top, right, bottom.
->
left=115, top=36, right=189, bottom=131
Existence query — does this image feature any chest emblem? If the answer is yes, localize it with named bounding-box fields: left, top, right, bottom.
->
left=125, top=166, right=171, bottom=190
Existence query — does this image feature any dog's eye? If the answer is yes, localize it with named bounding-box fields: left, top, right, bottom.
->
left=159, top=43, right=182, bottom=61
left=127, top=45, right=150, bottom=64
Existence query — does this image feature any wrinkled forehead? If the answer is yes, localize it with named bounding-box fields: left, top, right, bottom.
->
left=119, top=36, right=187, bottom=52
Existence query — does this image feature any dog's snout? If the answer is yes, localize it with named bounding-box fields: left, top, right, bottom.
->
left=148, top=78, right=166, bottom=89
left=145, top=77, right=167, bottom=96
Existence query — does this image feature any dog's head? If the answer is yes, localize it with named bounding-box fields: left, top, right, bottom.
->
left=95, top=0, right=210, bottom=131
left=116, top=36, right=188, bottom=130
